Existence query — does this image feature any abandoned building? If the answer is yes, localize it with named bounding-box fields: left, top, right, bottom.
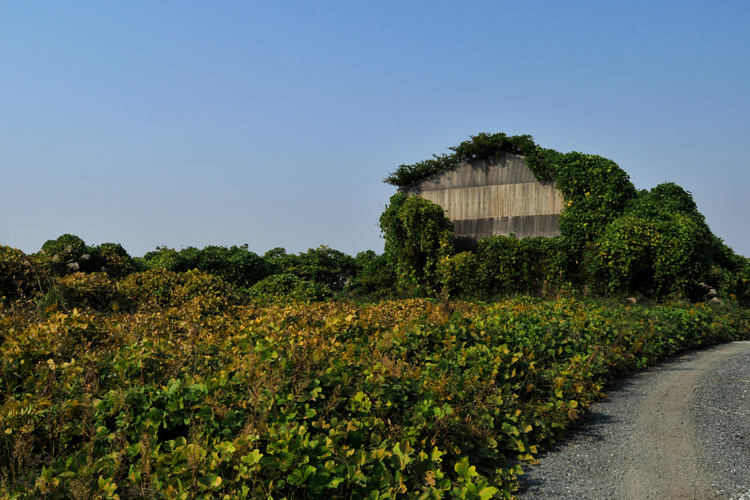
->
left=398, top=152, right=565, bottom=248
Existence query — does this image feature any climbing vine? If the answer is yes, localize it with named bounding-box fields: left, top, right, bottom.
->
left=383, top=133, right=537, bottom=187
left=379, top=192, right=454, bottom=291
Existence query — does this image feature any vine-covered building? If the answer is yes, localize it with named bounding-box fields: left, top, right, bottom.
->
left=399, top=152, right=565, bottom=248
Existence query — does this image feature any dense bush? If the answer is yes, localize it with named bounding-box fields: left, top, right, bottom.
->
left=141, top=245, right=271, bottom=289
left=58, top=272, right=124, bottom=312
left=247, top=273, right=334, bottom=303
left=37, top=234, right=92, bottom=276
left=706, top=238, right=750, bottom=305
left=36, top=235, right=136, bottom=279
left=40, top=234, right=88, bottom=261
left=1, top=294, right=747, bottom=499
left=591, top=183, right=717, bottom=297
left=119, top=268, right=237, bottom=310
left=139, top=244, right=359, bottom=292
left=264, top=246, right=357, bottom=290
left=0, top=245, right=41, bottom=308
left=437, top=236, right=579, bottom=300
left=380, top=193, right=454, bottom=292
left=88, top=243, right=136, bottom=278
left=437, top=251, right=483, bottom=298
left=552, top=153, right=637, bottom=249
left=346, top=251, right=398, bottom=298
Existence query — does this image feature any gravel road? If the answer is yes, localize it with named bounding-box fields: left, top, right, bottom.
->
left=516, top=341, right=750, bottom=500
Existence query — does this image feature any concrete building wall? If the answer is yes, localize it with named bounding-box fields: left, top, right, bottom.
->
left=400, top=153, right=565, bottom=246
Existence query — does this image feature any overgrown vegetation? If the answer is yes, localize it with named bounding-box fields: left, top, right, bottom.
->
left=381, top=133, right=750, bottom=303
left=384, top=133, right=538, bottom=187
left=1, top=132, right=749, bottom=498
left=2, top=269, right=748, bottom=499
left=379, top=194, right=454, bottom=293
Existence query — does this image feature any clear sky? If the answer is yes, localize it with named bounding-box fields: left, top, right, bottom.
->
left=2, top=1, right=749, bottom=258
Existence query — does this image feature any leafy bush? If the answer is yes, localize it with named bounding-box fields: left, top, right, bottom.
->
left=58, top=272, right=124, bottom=311
left=247, top=273, right=334, bottom=303
left=0, top=245, right=41, bottom=308
left=592, top=183, right=716, bottom=297
left=40, top=234, right=88, bottom=260
left=380, top=193, right=454, bottom=292
left=141, top=245, right=271, bottom=288
left=37, top=234, right=92, bottom=275
left=119, top=268, right=237, bottom=309
left=476, top=235, right=548, bottom=296
left=35, top=235, right=136, bottom=280
left=346, top=251, right=398, bottom=298
left=552, top=153, right=637, bottom=249
left=594, top=213, right=710, bottom=296
left=88, top=243, right=135, bottom=278
left=139, top=245, right=183, bottom=271
left=438, top=251, right=483, bottom=298
left=705, top=238, right=750, bottom=305
left=438, top=236, right=580, bottom=299
left=1, top=297, right=747, bottom=499
left=264, top=246, right=357, bottom=290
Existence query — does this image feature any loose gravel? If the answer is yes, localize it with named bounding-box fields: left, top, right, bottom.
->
left=515, top=341, right=750, bottom=500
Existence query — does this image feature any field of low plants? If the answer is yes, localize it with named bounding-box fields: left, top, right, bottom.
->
left=1, top=266, right=748, bottom=499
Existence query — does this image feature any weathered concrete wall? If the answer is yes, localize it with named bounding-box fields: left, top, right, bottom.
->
left=400, top=153, right=565, bottom=246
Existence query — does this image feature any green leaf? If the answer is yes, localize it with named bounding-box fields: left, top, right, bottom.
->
left=240, top=449, right=263, bottom=466
left=454, top=457, right=477, bottom=483
left=474, top=484, right=499, bottom=500
left=197, top=405, right=213, bottom=422
left=287, top=465, right=316, bottom=485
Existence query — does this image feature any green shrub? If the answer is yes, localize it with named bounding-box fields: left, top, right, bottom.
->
left=380, top=193, right=454, bottom=292
left=120, top=268, right=236, bottom=309
left=592, top=183, right=716, bottom=297
left=437, top=251, right=484, bottom=298
left=706, top=238, right=750, bottom=304
left=40, top=233, right=87, bottom=259
left=142, top=244, right=271, bottom=288
left=553, top=153, right=637, bottom=249
left=0, top=245, right=41, bottom=308
left=140, top=245, right=183, bottom=271
left=459, top=235, right=576, bottom=298
left=247, top=273, right=334, bottom=303
left=264, top=246, right=357, bottom=290
left=37, top=234, right=92, bottom=275
left=35, top=235, right=136, bottom=279
left=346, top=251, right=398, bottom=298
left=58, top=272, right=124, bottom=311
left=595, top=213, right=711, bottom=296
left=87, top=242, right=135, bottom=278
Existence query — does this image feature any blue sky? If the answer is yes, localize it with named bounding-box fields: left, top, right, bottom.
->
left=2, top=1, right=749, bottom=258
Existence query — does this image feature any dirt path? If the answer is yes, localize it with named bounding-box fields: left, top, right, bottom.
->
left=516, top=341, right=750, bottom=500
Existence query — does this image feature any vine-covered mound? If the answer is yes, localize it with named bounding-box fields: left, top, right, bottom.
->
left=380, top=133, right=750, bottom=301
left=2, top=296, right=747, bottom=499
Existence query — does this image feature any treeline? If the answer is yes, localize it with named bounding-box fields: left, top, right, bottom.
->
left=0, top=235, right=397, bottom=313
